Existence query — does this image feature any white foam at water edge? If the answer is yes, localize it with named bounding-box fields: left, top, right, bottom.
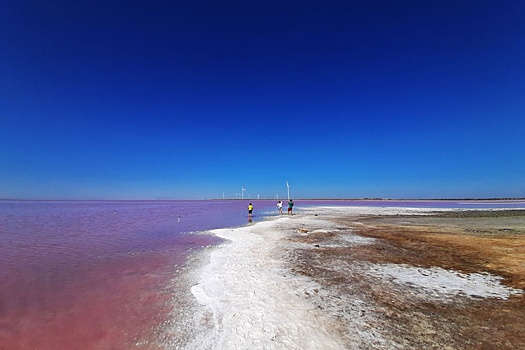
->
left=367, top=263, right=523, bottom=300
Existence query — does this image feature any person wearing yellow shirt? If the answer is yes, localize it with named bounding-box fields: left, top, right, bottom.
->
left=247, top=203, right=253, bottom=218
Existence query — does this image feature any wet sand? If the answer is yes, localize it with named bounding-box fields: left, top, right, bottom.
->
left=186, top=207, right=525, bottom=349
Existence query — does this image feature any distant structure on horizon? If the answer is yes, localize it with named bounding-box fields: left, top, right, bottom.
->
left=286, top=181, right=290, bottom=200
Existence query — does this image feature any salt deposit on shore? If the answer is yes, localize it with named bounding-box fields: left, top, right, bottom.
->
left=187, top=207, right=524, bottom=349
left=189, top=217, right=346, bottom=349
left=366, top=264, right=523, bottom=300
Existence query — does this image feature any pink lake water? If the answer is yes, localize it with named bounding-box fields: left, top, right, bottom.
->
left=0, top=200, right=264, bottom=349
left=1, top=199, right=523, bottom=349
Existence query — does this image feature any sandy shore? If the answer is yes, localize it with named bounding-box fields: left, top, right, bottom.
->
left=185, top=207, right=525, bottom=349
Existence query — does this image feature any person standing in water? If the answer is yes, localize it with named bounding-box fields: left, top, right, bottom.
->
left=277, top=200, right=283, bottom=215
left=287, top=199, right=294, bottom=215
left=248, top=203, right=253, bottom=219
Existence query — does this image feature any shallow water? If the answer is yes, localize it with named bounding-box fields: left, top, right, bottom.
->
left=0, top=199, right=522, bottom=349
left=0, top=200, right=275, bottom=349
left=296, top=199, right=525, bottom=209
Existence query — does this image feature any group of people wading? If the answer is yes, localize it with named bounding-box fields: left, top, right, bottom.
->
left=247, top=199, right=294, bottom=220
left=276, top=199, right=294, bottom=215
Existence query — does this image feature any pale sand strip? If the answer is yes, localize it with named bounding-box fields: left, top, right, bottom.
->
left=188, top=216, right=347, bottom=349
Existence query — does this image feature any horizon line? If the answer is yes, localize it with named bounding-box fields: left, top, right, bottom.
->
left=1, top=197, right=525, bottom=202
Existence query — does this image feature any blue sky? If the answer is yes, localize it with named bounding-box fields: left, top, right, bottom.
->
left=1, top=1, right=524, bottom=200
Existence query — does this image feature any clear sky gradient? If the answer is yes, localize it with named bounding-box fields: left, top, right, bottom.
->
left=1, top=1, right=524, bottom=200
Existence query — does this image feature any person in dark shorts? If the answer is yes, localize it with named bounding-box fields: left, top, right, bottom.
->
left=287, top=199, right=294, bottom=215
left=248, top=203, right=253, bottom=218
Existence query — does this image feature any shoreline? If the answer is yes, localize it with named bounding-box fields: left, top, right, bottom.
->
left=187, top=215, right=346, bottom=349
left=183, top=207, right=525, bottom=349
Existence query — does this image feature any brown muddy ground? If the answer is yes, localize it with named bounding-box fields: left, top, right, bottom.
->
left=286, top=210, right=525, bottom=349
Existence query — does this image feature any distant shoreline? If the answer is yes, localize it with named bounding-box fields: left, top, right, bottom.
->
left=1, top=197, right=525, bottom=202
